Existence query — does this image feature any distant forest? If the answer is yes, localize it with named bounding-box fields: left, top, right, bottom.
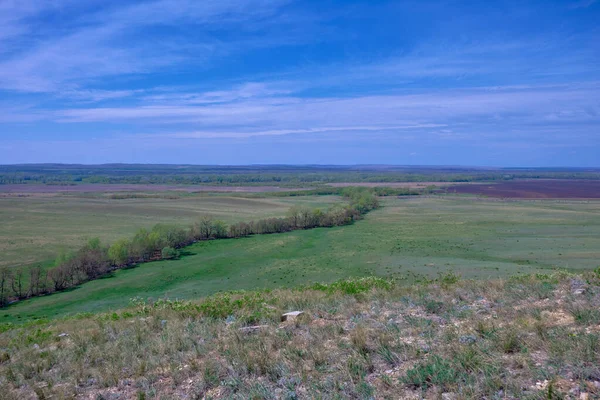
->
left=1, top=164, right=599, bottom=185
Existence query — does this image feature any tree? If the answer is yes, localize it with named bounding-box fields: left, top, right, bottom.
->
left=130, top=229, right=154, bottom=261
left=108, top=238, right=131, bottom=266
left=48, top=266, right=69, bottom=292
left=70, top=238, right=110, bottom=280
left=29, top=265, right=44, bottom=296
left=10, top=267, right=25, bottom=299
left=150, top=224, right=189, bottom=248
left=212, top=220, right=228, bottom=238
left=197, top=215, right=215, bottom=239
left=287, top=205, right=302, bottom=228
left=0, top=267, right=13, bottom=306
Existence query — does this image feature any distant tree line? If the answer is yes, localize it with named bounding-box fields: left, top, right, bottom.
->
left=0, top=188, right=380, bottom=307
left=2, top=164, right=599, bottom=185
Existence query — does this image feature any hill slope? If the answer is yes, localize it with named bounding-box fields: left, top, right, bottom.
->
left=1, top=272, right=599, bottom=399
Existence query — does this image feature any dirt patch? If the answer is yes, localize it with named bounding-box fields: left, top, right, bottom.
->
left=0, top=184, right=305, bottom=194
left=448, top=180, right=600, bottom=199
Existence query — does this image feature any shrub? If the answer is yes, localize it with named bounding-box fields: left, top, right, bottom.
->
left=161, top=247, right=180, bottom=260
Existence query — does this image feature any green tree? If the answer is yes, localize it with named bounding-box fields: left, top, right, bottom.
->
left=108, top=238, right=131, bottom=266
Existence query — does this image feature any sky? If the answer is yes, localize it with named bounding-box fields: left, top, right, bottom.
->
left=0, top=0, right=598, bottom=166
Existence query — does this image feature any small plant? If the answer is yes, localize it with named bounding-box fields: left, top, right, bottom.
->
left=475, top=320, right=497, bottom=338
left=498, top=330, right=523, bottom=354
left=569, top=306, right=600, bottom=325
left=402, top=355, right=459, bottom=389
left=350, top=325, right=369, bottom=355
left=310, top=276, right=393, bottom=295
left=347, top=355, right=370, bottom=383
left=423, top=298, right=445, bottom=314
left=377, top=344, right=401, bottom=366
left=438, top=271, right=460, bottom=287
left=452, top=347, right=482, bottom=373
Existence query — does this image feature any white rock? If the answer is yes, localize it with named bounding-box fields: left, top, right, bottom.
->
left=281, top=311, right=304, bottom=322
left=238, top=325, right=268, bottom=333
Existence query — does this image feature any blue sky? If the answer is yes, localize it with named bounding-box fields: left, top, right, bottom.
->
left=0, top=0, right=598, bottom=166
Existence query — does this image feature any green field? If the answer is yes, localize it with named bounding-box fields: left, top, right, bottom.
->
left=0, top=194, right=341, bottom=268
left=4, top=197, right=599, bottom=323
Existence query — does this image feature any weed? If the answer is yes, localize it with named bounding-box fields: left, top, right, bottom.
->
left=498, top=330, right=524, bottom=354
left=568, top=306, right=600, bottom=325
left=377, top=343, right=401, bottom=366
left=402, top=355, right=460, bottom=390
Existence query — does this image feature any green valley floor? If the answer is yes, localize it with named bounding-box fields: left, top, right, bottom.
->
left=3, top=197, right=600, bottom=323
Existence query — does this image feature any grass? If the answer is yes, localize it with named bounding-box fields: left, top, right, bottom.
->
left=1, top=272, right=598, bottom=399
left=2, top=197, right=600, bottom=323
left=0, top=193, right=341, bottom=268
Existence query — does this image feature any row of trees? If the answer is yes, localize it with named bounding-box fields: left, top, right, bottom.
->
left=0, top=189, right=380, bottom=307
left=5, top=166, right=600, bottom=186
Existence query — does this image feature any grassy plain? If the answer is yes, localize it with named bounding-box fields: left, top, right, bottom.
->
left=3, top=197, right=600, bottom=323
left=0, top=194, right=341, bottom=268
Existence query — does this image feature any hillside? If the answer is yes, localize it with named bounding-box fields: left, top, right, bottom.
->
left=1, top=272, right=599, bottom=399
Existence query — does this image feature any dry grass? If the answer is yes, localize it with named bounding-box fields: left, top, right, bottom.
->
left=1, top=273, right=599, bottom=399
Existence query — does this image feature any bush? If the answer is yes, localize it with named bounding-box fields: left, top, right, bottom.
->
left=161, top=247, right=180, bottom=260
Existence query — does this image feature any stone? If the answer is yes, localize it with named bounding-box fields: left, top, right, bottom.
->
left=442, top=393, right=457, bottom=400
left=58, top=332, right=69, bottom=338
left=239, top=325, right=268, bottom=333
left=570, top=279, right=587, bottom=294
left=281, top=311, right=304, bottom=322
left=579, top=393, right=589, bottom=400
left=459, top=335, right=477, bottom=345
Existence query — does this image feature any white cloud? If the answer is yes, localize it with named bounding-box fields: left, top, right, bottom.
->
left=141, top=124, right=447, bottom=139
left=0, top=0, right=294, bottom=93
left=49, top=83, right=600, bottom=130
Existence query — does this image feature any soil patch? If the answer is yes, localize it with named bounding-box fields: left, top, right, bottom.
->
left=448, top=180, right=600, bottom=198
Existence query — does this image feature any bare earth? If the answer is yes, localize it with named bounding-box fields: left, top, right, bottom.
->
left=448, top=179, right=600, bottom=198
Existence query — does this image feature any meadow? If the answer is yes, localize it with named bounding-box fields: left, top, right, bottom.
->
left=3, top=196, right=600, bottom=323
left=0, top=194, right=341, bottom=268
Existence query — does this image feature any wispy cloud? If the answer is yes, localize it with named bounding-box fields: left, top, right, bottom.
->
left=140, top=124, right=447, bottom=139
left=49, top=82, right=600, bottom=128
left=569, top=0, right=598, bottom=9
left=0, top=0, right=295, bottom=93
